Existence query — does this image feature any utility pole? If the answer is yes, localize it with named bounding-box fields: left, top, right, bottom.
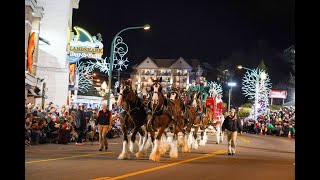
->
left=41, top=82, right=46, bottom=109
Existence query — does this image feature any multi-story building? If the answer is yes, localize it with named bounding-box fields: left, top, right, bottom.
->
left=25, top=0, right=44, bottom=104
left=34, top=0, right=80, bottom=106
left=130, top=57, right=210, bottom=94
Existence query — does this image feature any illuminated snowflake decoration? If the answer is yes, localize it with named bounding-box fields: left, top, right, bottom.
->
left=74, top=36, right=131, bottom=94
left=87, top=57, right=110, bottom=75
left=112, top=36, right=129, bottom=71
left=208, top=81, right=223, bottom=98
left=242, top=68, right=272, bottom=115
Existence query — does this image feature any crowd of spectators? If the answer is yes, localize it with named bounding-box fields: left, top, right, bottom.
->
left=25, top=102, right=123, bottom=146
left=242, top=106, right=295, bottom=138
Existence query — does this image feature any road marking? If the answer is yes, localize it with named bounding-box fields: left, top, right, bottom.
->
left=26, top=152, right=114, bottom=164
left=92, top=149, right=227, bottom=180
left=238, top=136, right=250, bottom=143
left=92, top=177, right=111, bottom=180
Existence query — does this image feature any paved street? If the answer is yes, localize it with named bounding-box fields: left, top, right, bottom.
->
left=25, top=133, right=295, bottom=180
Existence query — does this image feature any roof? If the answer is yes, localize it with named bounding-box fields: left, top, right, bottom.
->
left=151, top=58, right=176, bottom=68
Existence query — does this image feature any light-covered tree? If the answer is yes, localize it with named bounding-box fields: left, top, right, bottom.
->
left=242, top=68, right=272, bottom=119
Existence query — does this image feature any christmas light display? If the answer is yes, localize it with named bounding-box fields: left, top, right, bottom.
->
left=242, top=68, right=272, bottom=119
left=208, top=81, right=223, bottom=97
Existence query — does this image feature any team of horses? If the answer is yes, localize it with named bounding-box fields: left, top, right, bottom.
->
left=116, top=77, right=224, bottom=162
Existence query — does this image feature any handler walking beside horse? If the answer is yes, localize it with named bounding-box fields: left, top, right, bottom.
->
left=222, top=108, right=243, bottom=156
left=97, top=103, right=112, bottom=151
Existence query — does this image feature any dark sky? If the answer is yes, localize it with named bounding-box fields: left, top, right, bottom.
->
left=72, top=0, right=294, bottom=80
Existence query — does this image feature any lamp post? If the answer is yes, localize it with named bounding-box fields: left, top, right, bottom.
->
left=227, top=82, right=236, bottom=112
left=107, top=24, right=150, bottom=110
left=238, top=65, right=263, bottom=122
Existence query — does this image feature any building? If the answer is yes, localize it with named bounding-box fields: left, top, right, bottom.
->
left=25, top=0, right=45, bottom=105
left=130, top=57, right=211, bottom=94
left=34, top=0, right=80, bottom=107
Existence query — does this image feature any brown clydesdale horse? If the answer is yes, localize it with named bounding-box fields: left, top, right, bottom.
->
left=189, top=91, right=214, bottom=149
left=146, top=77, right=180, bottom=162
left=117, top=79, right=148, bottom=159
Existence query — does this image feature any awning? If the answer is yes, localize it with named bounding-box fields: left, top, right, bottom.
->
left=28, top=89, right=41, bottom=97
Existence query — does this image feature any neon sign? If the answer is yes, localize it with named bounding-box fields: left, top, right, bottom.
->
left=68, top=26, right=104, bottom=63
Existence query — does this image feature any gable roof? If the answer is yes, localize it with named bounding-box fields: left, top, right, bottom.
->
left=152, top=58, right=176, bottom=68
left=169, top=57, right=192, bottom=69
left=136, top=57, right=159, bottom=69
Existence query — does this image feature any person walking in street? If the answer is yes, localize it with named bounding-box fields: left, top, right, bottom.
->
left=222, top=108, right=243, bottom=156
left=97, top=103, right=112, bottom=151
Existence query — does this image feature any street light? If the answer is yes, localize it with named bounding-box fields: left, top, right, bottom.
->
left=107, top=24, right=150, bottom=110
left=227, top=82, right=236, bottom=112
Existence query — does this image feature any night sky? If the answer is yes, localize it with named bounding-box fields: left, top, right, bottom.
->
left=72, top=0, right=295, bottom=84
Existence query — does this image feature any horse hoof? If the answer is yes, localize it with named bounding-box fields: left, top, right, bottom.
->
left=118, top=153, right=130, bottom=160
left=182, top=146, right=191, bottom=153
left=199, top=140, right=206, bottom=146
left=149, top=152, right=160, bottom=162
left=135, top=150, right=146, bottom=158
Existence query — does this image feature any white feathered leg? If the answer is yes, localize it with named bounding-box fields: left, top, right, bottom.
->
left=129, top=139, right=139, bottom=154
left=199, top=129, right=208, bottom=146
left=182, top=134, right=191, bottom=153
left=149, top=139, right=161, bottom=162
left=145, top=137, right=153, bottom=151
left=118, top=141, right=130, bottom=160
left=192, top=135, right=198, bottom=149
left=170, top=138, right=178, bottom=158
left=188, top=132, right=193, bottom=147
left=159, top=134, right=169, bottom=155
left=138, top=133, right=143, bottom=147
left=178, top=134, right=185, bottom=148
left=136, top=134, right=148, bottom=158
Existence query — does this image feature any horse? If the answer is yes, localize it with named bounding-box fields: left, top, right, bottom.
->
left=146, top=77, right=177, bottom=162
left=169, top=90, right=196, bottom=153
left=189, top=91, right=214, bottom=148
left=116, top=79, right=148, bottom=159
left=165, top=89, right=190, bottom=156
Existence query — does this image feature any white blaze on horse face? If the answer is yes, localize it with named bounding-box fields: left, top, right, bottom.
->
left=170, top=92, right=177, bottom=101
left=152, top=83, right=160, bottom=105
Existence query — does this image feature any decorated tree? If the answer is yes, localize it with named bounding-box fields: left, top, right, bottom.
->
left=242, top=68, right=272, bottom=120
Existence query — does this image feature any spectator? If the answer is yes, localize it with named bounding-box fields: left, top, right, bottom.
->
left=75, top=104, right=86, bottom=145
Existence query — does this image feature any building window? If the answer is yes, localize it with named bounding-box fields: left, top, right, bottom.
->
left=147, top=61, right=149, bottom=63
